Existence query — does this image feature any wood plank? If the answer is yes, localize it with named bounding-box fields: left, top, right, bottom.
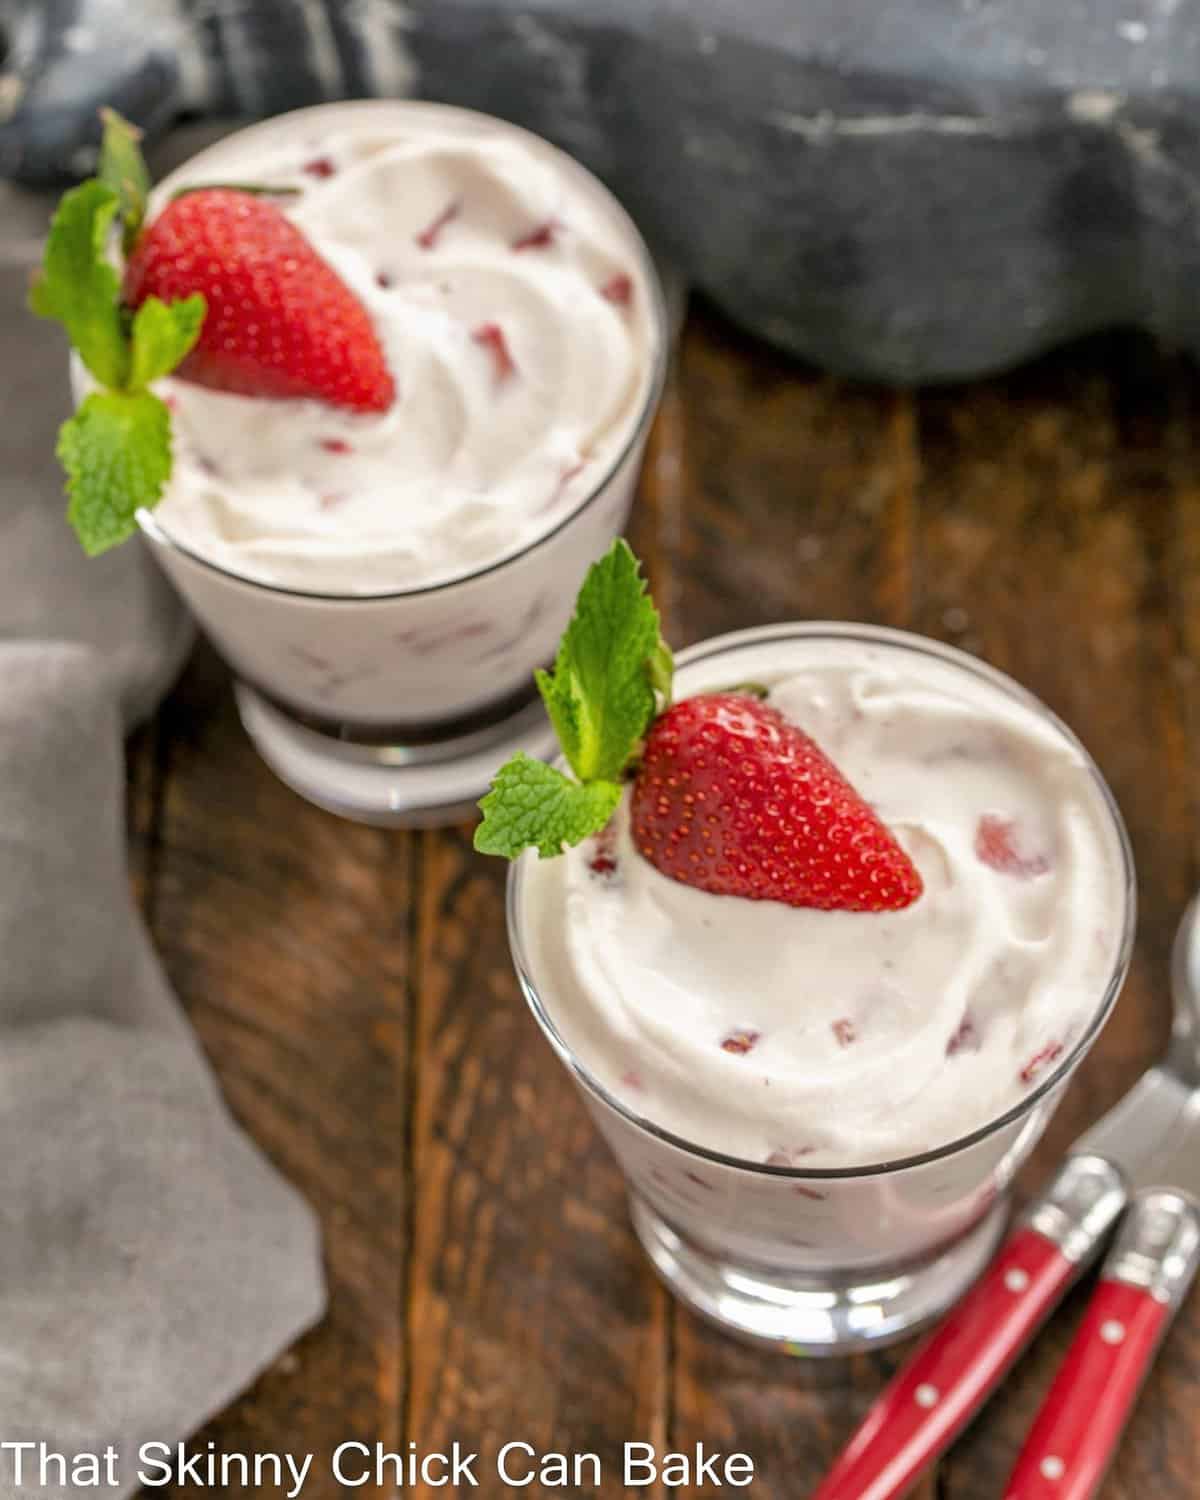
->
left=665, top=307, right=932, bottom=1498
left=146, top=641, right=413, bottom=1498
left=914, top=333, right=1194, bottom=1499
left=401, top=398, right=681, bottom=1498
left=125, top=721, right=162, bottom=918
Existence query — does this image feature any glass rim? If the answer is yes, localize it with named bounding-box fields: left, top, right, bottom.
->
left=134, top=98, right=670, bottom=603
left=505, top=620, right=1138, bottom=1180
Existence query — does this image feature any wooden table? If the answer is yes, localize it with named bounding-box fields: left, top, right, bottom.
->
left=126, top=306, right=1200, bottom=1498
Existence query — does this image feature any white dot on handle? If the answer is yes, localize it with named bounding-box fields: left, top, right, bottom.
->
left=1041, top=1456, right=1065, bottom=1481
left=1101, top=1319, right=1126, bottom=1345
left=1005, top=1268, right=1030, bottom=1292
left=915, top=1384, right=939, bottom=1408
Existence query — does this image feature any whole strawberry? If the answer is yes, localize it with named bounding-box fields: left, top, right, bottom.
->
left=630, top=694, right=923, bottom=911
left=123, top=188, right=395, bottom=413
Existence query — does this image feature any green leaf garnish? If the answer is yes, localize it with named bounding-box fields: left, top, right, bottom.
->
left=98, top=108, right=151, bottom=253
left=29, top=180, right=129, bottom=389
left=29, top=108, right=208, bottom=557
left=128, top=294, right=205, bottom=389
left=58, top=391, right=171, bottom=556
left=536, top=538, right=672, bottom=782
left=475, top=756, right=623, bottom=859
left=474, top=540, right=672, bottom=859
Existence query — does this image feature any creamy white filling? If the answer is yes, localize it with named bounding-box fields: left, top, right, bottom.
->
left=151, top=111, right=658, bottom=593
left=520, top=641, right=1128, bottom=1169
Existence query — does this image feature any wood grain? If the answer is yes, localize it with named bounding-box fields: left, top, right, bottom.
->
left=125, top=312, right=1200, bottom=1500
left=400, top=397, right=684, bottom=1499
left=915, top=333, right=1196, bottom=1499
left=144, top=643, right=414, bottom=1497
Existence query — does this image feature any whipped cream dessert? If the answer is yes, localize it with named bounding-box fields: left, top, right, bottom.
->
left=520, top=634, right=1128, bottom=1170
left=152, top=104, right=659, bottom=594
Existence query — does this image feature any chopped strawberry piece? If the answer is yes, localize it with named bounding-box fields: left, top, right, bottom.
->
left=1020, top=1042, right=1063, bottom=1085
left=832, top=1018, right=857, bottom=1047
left=302, top=156, right=337, bottom=178
left=631, top=694, right=924, bottom=911
left=975, top=814, right=1051, bottom=878
left=600, top=272, right=633, bottom=306
left=512, top=218, right=560, bottom=251
left=721, top=1028, right=760, bottom=1055
left=124, top=189, right=395, bottom=412
left=320, top=438, right=352, bottom=454
left=471, top=322, right=517, bottom=383
left=946, top=1014, right=980, bottom=1055
left=588, top=823, right=619, bottom=877
left=416, top=199, right=461, bottom=250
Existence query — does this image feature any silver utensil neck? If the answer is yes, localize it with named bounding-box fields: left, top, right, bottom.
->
left=1026, top=1155, right=1127, bottom=1263
left=1168, top=895, right=1200, bottom=1088
left=1105, top=1190, right=1200, bottom=1307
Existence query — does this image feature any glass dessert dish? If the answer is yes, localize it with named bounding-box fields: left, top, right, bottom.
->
left=121, top=100, right=667, bottom=825
left=508, top=623, right=1136, bottom=1354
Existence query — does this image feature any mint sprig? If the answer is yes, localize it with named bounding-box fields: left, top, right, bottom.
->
left=476, top=756, right=623, bottom=859
left=97, top=108, right=150, bottom=254
left=475, top=540, right=673, bottom=859
left=29, top=109, right=206, bottom=555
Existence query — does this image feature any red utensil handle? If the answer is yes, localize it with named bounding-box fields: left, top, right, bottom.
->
left=1003, top=1188, right=1200, bottom=1500
left=1002, top=1280, right=1168, bottom=1500
left=810, top=1226, right=1077, bottom=1500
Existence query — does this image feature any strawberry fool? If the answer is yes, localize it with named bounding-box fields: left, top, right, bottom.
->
left=146, top=103, right=659, bottom=594
left=517, top=632, right=1129, bottom=1171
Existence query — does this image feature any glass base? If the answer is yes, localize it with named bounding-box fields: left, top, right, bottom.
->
left=629, top=1193, right=1009, bottom=1356
left=234, top=681, right=559, bottom=827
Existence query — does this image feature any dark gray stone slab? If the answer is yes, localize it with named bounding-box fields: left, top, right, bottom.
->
left=2, top=0, right=1198, bottom=381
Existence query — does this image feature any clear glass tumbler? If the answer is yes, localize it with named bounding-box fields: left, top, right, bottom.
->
left=507, top=623, right=1136, bottom=1354
left=121, top=101, right=668, bottom=825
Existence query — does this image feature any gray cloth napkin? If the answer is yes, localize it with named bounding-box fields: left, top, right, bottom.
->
left=0, top=185, right=326, bottom=1498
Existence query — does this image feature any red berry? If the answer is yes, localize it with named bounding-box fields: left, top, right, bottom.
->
left=471, top=322, right=517, bottom=383
left=975, top=814, right=1051, bottom=878
left=123, top=189, right=395, bottom=413
left=512, top=218, right=559, bottom=251
left=630, top=693, right=924, bottom=912
left=1019, top=1041, right=1063, bottom=1085
left=415, top=199, right=460, bottom=250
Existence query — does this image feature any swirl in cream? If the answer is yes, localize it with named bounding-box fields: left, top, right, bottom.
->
left=519, top=635, right=1128, bottom=1169
left=152, top=105, right=657, bottom=594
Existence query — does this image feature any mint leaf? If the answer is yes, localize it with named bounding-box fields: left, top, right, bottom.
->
left=536, top=539, right=672, bottom=783
left=474, top=756, right=621, bottom=859
left=98, top=108, right=151, bottom=253
left=129, top=293, right=205, bottom=388
left=58, top=390, right=171, bottom=555
left=29, top=180, right=129, bottom=389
